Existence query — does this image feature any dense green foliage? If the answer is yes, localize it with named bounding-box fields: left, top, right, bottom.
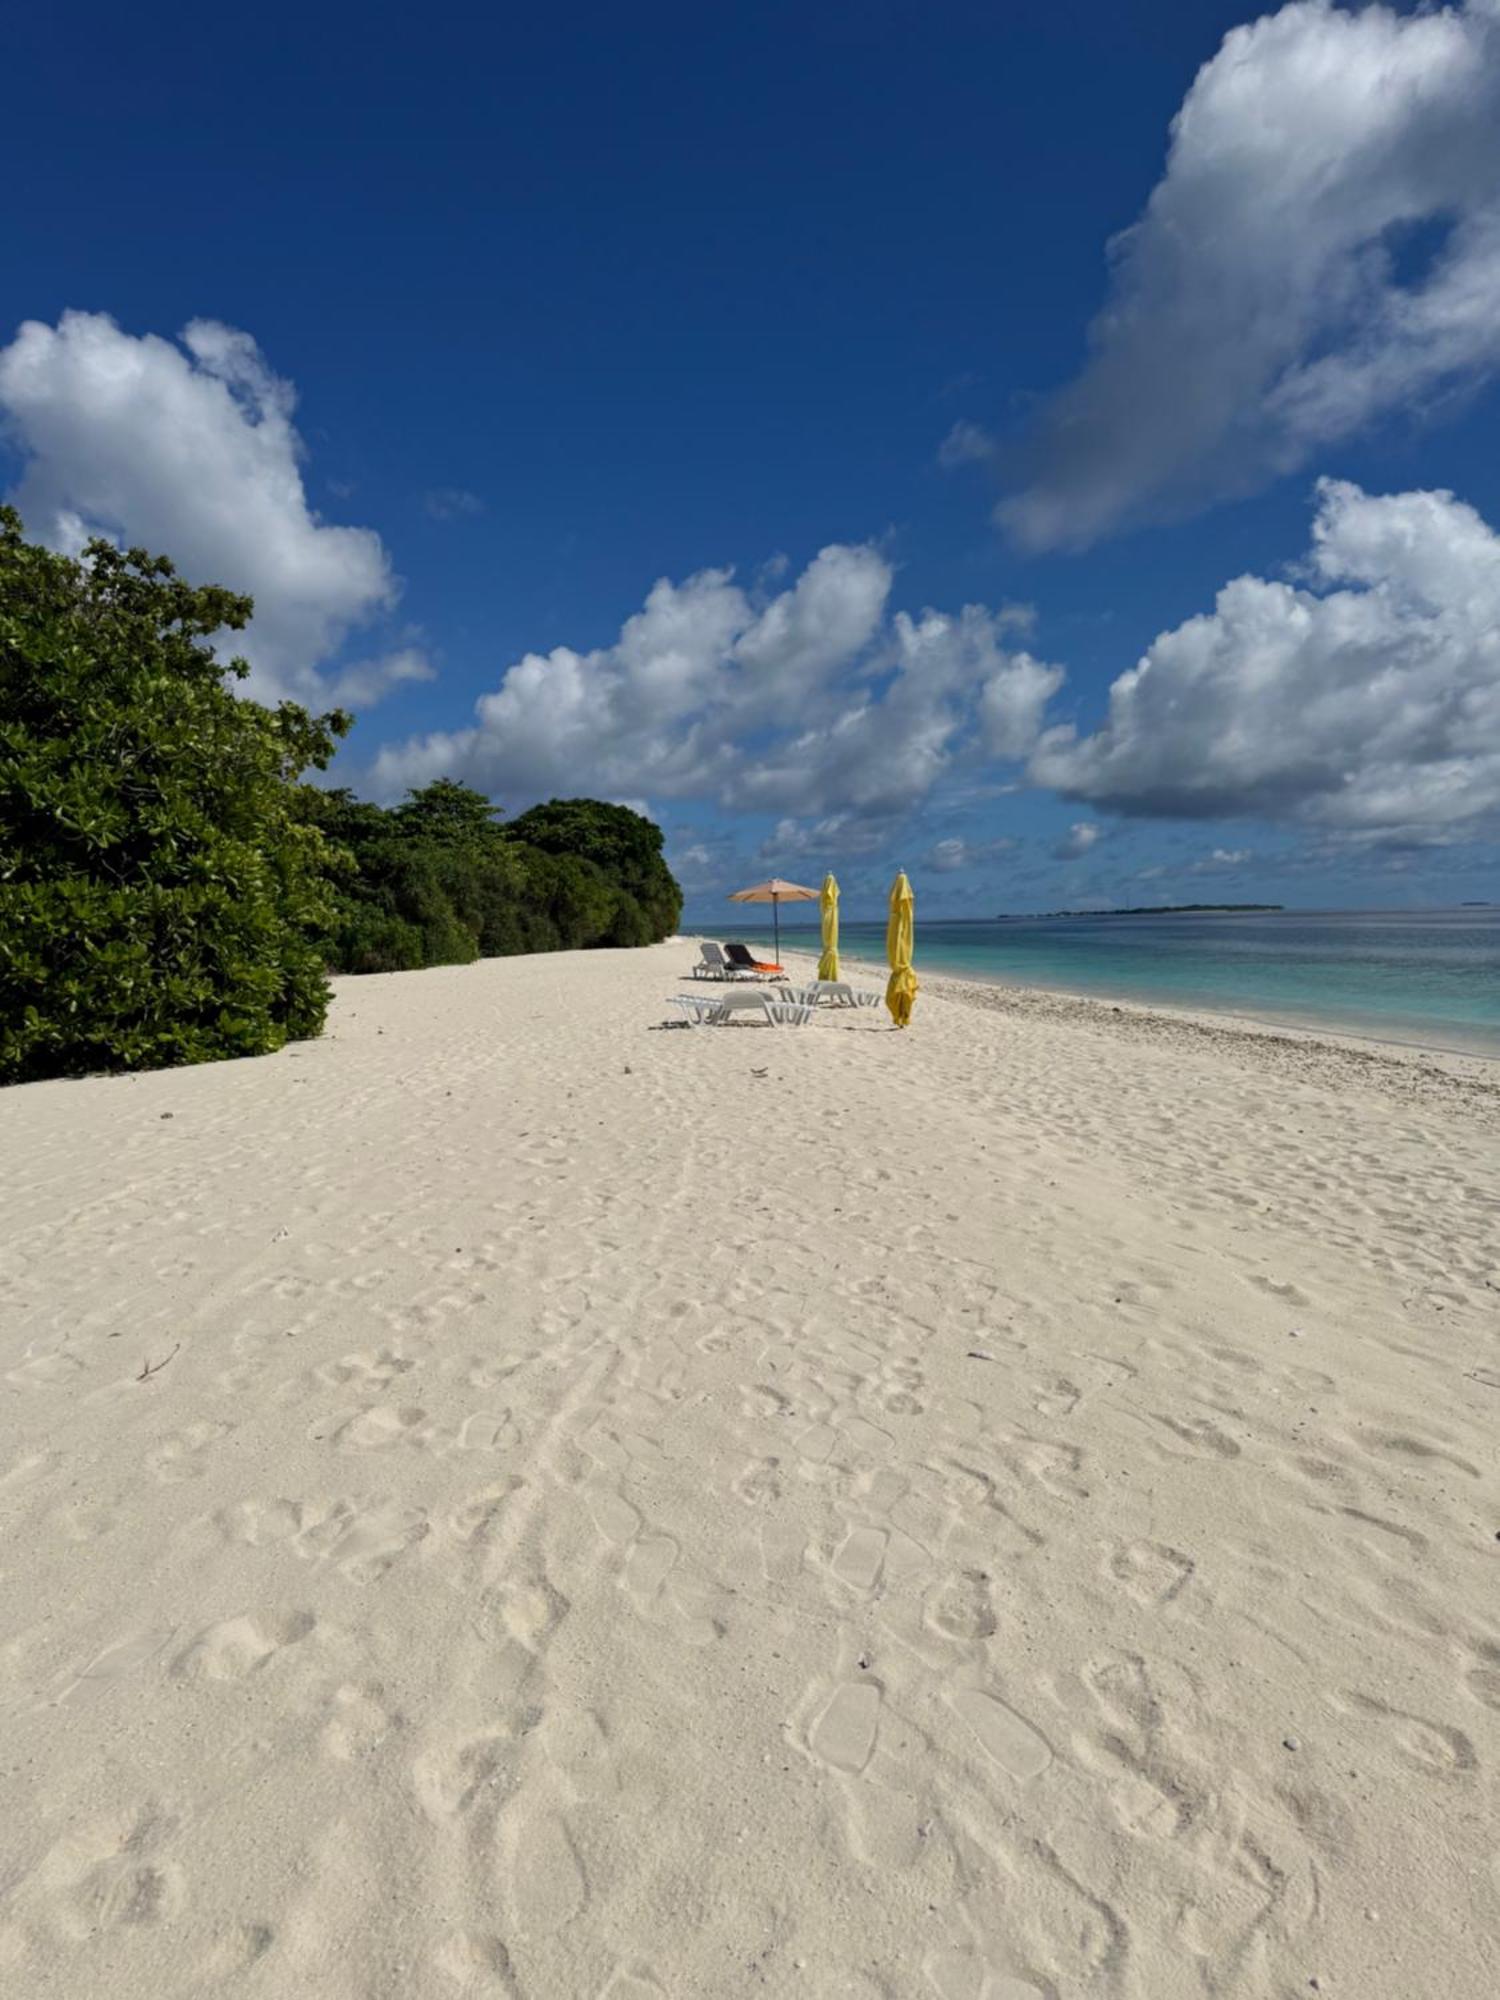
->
left=1, top=508, right=347, bottom=1084
left=303, top=783, right=682, bottom=973
left=507, top=797, right=683, bottom=944
left=1, top=509, right=682, bottom=1084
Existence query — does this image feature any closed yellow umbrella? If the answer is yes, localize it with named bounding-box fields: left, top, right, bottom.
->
left=885, top=871, right=917, bottom=1028
left=817, top=873, right=840, bottom=982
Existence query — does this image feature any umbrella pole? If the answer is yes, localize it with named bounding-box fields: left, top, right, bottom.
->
left=773, top=896, right=781, bottom=969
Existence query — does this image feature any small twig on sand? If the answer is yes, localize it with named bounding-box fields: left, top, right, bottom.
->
left=137, top=1343, right=181, bottom=1382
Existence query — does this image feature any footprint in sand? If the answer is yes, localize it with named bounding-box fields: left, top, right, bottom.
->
left=733, top=1457, right=782, bottom=1506
left=1152, top=1412, right=1241, bottom=1460
left=432, top=1930, right=519, bottom=1993
left=580, top=1469, right=638, bottom=1541
left=924, top=1570, right=997, bottom=1644
left=456, top=1410, right=519, bottom=1453
left=623, top=1533, right=679, bottom=1605
left=1004, top=1437, right=1089, bottom=1499
left=950, top=1688, right=1052, bottom=1780
left=925, top=1949, right=1044, bottom=1999
left=841, top=1416, right=895, bottom=1457
left=601, top=1970, right=666, bottom=1997
left=760, top=1518, right=806, bottom=1585
left=321, top=1684, right=395, bottom=1760
left=297, top=1498, right=430, bottom=1582
left=808, top=1681, right=883, bottom=1774
left=448, top=1479, right=522, bottom=1545
left=146, top=1421, right=232, bottom=1483
left=1108, top=1540, right=1195, bottom=1607
left=1109, top=1772, right=1188, bottom=1839
left=940, top=1463, right=1047, bottom=1554
left=1366, top=1432, right=1481, bottom=1479
left=214, top=1497, right=305, bottom=1547
left=620, top=1533, right=726, bottom=1644
left=478, top=1574, right=570, bottom=1652
left=18, top=1802, right=185, bottom=1940
left=1032, top=1376, right=1081, bottom=1419
left=314, top=1347, right=415, bottom=1390
left=504, top=1808, right=588, bottom=1935
left=1464, top=1649, right=1500, bottom=1713
left=412, top=1730, right=513, bottom=1821
left=744, top=1382, right=793, bottom=1421
left=171, top=1611, right=316, bottom=1681
left=325, top=1404, right=433, bottom=1451
left=831, top=1526, right=888, bottom=1592
left=1338, top=1692, right=1478, bottom=1776
left=797, top=1424, right=838, bottom=1464
left=194, top=1921, right=276, bottom=1982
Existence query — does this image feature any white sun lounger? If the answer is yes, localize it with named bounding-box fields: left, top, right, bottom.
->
left=716, top=992, right=813, bottom=1027
left=785, top=981, right=881, bottom=1010
left=711, top=987, right=782, bottom=1020
left=763, top=1000, right=814, bottom=1027
left=669, top=994, right=724, bottom=1025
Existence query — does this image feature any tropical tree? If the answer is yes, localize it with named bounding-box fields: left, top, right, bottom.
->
left=391, top=776, right=504, bottom=847
left=0, top=509, right=347, bottom=1083
left=506, top=798, right=682, bottom=939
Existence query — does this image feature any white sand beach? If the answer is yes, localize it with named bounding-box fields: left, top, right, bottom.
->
left=2, top=942, right=1497, bottom=1999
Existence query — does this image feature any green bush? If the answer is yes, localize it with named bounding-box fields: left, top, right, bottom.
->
left=335, top=906, right=427, bottom=975
left=0, top=509, right=346, bottom=1085
left=304, top=782, right=683, bottom=974
left=506, top=797, right=682, bottom=938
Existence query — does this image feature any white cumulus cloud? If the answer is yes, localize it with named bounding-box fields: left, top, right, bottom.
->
left=1053, top=821, right=1101, bottom=860
left=1030, top=479, right=1500, bottom=840
left=0, top=310, right=413, bottom=705
left=1000, top=0, right=1500, bottom=549
left=373, top=548, right=1064, bottom=829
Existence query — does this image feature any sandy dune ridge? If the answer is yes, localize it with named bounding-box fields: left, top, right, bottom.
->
left=1, top=942, right=1497, bottom=1997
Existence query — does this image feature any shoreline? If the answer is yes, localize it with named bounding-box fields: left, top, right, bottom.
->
left=705, top=933, right=1500, bottom=1104
left=705, top=917, right=1500, bottom=1065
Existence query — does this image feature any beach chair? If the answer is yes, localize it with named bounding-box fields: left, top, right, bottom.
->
left=691, top=941, right=745, bottom=980
left=668, top=994, right=723, bottom=1025
left=723, top=941, right=786, bottom=979
left=764, top=1000, right=814, bottom=1027
left=710, top=987, right=779, bottom=1022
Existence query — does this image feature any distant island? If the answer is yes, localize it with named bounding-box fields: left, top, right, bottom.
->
left=1001, top=902, right=1285, bottom=919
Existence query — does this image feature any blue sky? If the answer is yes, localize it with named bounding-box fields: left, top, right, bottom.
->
left=4, top=0, right=1500, bottom=918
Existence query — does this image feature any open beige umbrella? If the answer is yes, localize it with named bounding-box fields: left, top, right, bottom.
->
left=727, top=877, right=818, bottom=966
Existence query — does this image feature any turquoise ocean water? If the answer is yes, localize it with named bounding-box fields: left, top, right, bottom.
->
left=718, top=908, right=1500, bottom=1057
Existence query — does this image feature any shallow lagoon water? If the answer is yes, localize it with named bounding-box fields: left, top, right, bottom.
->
left=722, top=908, right=1500, bottom=1057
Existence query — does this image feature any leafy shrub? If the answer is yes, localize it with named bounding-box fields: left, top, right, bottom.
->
left=305, top=782, right=683, bottom=974
left=0, top=510, right=346, bottom=1084
left=506, top=798, right=682, bottom=938
left=336, top=906, right=427, bottom=974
